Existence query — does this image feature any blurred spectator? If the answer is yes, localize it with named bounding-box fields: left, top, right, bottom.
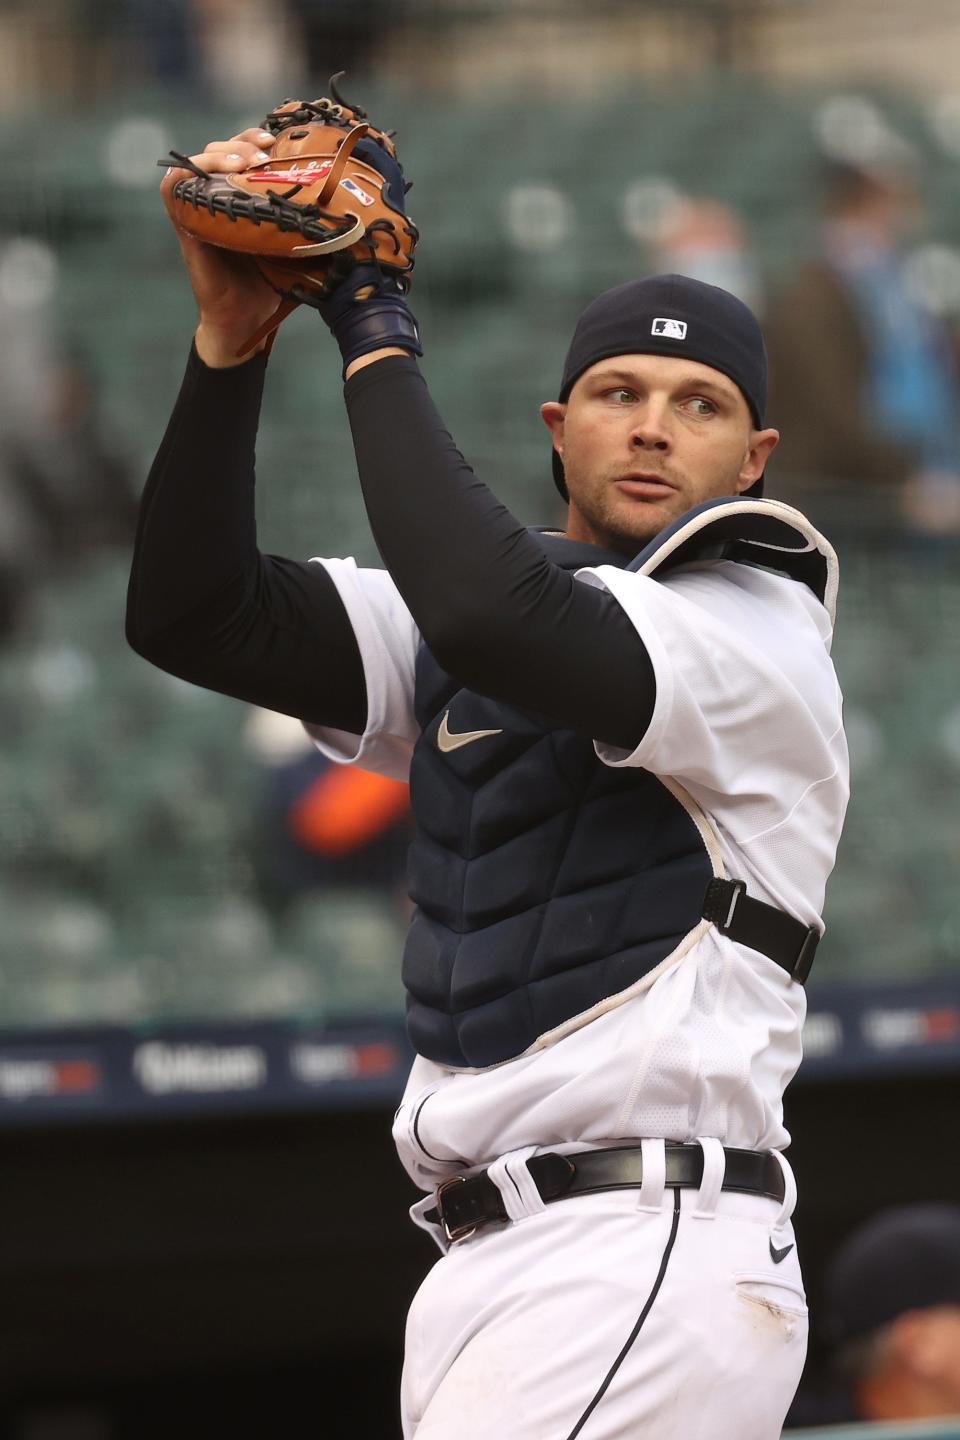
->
left=767, top=161, right=960, bottom=533
left=822, top=1204, right=960, bottom=1423
left=94, top=0, right=201, bottom=90
left=4, top=349, right=138, bottom=566
left=244, top=707, right=411, bottom=913
left=193, top=0, right=305, bottom=103
left=288, top=0, right=394, bottom=84
left=654, top=197, right=762, bottom=315
left=0, top=280, right=137, bottom=639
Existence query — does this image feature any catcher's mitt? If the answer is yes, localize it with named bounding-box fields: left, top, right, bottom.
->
left=160, top=74, right=418, bottom=355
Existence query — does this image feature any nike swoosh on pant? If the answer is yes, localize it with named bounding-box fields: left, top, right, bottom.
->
left=437, top=710, right=503, bottom=753
left=769, top=1239, right=794, bottom=1264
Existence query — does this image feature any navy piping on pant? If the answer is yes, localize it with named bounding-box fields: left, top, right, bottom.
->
left=563, top=1188, right=682, bottom=1440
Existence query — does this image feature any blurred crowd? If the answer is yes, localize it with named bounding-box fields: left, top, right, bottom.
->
left=0, top=0, right=388, bottom=109
left=654, top=161, right=960, bottom=541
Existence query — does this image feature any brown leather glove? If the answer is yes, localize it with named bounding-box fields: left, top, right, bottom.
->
left=160, top=75, right=418, bottom=357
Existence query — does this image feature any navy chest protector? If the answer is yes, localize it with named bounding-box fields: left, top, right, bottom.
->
left=402, top=497, right=838, bottom=1071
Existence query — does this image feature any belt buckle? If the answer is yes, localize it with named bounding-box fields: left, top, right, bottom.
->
left=435, top=1175, right=478, bottom=1245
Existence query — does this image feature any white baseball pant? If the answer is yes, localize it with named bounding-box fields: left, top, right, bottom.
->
left=402, top=1140, right=806, bottom=1439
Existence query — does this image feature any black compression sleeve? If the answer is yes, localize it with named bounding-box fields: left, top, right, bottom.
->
left=344, top=357, right=655, bottom=750
left=126, top=344, right=366, bottom=733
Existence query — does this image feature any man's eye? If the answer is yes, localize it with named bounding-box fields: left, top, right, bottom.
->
left=685, top=396, right=716, bottom=417
left=607, top=387, right=636, bottom=403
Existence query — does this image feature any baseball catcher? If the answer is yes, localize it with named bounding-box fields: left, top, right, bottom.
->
left=133, top=80, right=849, bottom=1440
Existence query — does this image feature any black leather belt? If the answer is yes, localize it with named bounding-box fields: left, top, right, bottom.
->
left=425, top=1143, right=786, bottom=1244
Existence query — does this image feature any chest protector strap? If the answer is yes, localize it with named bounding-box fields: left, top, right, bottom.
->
left=702, top=878, right=819, bottom=984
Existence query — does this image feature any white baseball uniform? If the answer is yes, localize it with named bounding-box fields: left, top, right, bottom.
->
left=307, top=521, right=848, bottom=1439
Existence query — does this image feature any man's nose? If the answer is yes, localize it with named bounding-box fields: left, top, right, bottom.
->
left=629, top=406, right=671, bottom=451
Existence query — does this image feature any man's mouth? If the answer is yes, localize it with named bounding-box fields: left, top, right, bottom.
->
left=614, top=473, right=677, bottom=500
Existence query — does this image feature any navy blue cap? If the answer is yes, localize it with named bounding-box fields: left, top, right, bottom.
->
left=552, top=273, right=768, bottom=499
left=823, top=1204, right=960, bottom=1346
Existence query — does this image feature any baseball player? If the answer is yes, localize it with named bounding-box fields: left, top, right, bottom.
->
left=131, top=126, right=849, bottom=1438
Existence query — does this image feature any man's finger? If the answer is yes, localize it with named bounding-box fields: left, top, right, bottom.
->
left=160, top=128, right=273, bottom=191
left=198, top=143, right=271, bottom=167
left=229, top=128, right=277, bottom=147
left=202, top=137, right=272, bottom=157
left=161, top=150, right=247, bottom=199
left=165, top=151, right=263, bottom=184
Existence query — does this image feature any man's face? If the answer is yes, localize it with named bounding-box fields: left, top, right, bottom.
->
left=540, top=353, right=778, bottom=555
left=860, top=1304, right=960, bottom=1421
left=916, top=1305, right=960, bottom=1414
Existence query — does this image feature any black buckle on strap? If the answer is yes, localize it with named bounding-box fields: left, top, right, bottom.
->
left=702, top=877, right=819, bottom=985
left=434, top=1175, right=487, bottom=1244
left=705, top=876, right=746, bottom=931
left=790, top=925, right=820, bottom=984
left=431, top=1155, right=576, bottom=1244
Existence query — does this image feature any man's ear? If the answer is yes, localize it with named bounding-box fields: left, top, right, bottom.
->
left=540, top=401, right=566, bottom=457
left=736, top=427, right=779, bottom=492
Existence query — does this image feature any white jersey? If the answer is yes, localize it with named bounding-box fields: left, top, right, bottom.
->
left=307, top=547, right=849, bottom=1190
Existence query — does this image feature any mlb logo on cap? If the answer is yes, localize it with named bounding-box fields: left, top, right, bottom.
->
left=652, top=317, right=687, bottom=339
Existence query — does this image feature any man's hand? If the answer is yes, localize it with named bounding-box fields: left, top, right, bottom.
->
left=160, top=129, right=282, bottom=367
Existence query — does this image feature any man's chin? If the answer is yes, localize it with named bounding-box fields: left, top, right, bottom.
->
left=565, top=483, right=690, bottom=554
left=577, top=516, right=667, bottom=557
left=599, top=496, right=683, bottom=552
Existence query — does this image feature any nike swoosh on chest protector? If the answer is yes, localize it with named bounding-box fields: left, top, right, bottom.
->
left=437, top=710, right=504, bottom=754
left=769, top=1239, right=795, bottom=1264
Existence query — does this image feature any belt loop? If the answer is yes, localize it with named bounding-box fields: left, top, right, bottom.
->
left=693, top=1137, right=726, bottom=1218
left=636, top=1137, right=666, bottom=1214
left=767, top=1149, right=798, bottom=1233
left=488, top=1146, right=547, bottom=1222
left=409, top=1193, right=452, bottom=1255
